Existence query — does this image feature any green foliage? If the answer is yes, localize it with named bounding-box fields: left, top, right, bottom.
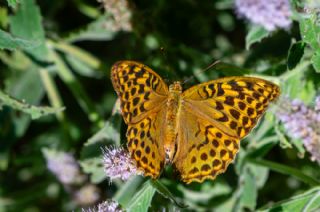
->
left=299, top=9, right=320, bottom=72
left=65, top=14, right=118, bottom=42
left=245, top=25, right=270, bottom=50
left=259, top=187, right=320, bottom=211
left=287, top=41, right=306, bottom=70
left=311, top=51, right=320, bottom=72
left=6, top=0, right=19, bottom=8
left=114, top=176, right=144, bottom=207
left=150, top=180, right=187, bottom=208
left=125, top=180, right=156, bottom=212
left=1, top=0, right=320, bottom=211
left=9, top=0, right=48, bottom=61
left=0, top=29, right=39, bottom=50
left=0, top=90, right=63, bottom=119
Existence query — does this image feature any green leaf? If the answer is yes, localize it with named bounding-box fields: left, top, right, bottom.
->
left=287, top=41, right=306, bottom=70
left=259, top=187, right=320, bottom=211
left=0, top=90, right=64, bottom=120
left=80, top=103, right=122, bottom=182
left=280, top=63, right=315, bottom=103
left=151, top=180, right=188, bottom=208
left=0, top=51, right=30, bottom=70
left=73, top=0, right=101, bottom=19
left=50, top=41, right=102, bottom=72
left=247, top=113, right=274, bottom=142
left=299, top=13, right=320, bottom=50
left=215, top=192, right=238, bottom=212
left=79, top=157, right=106, bottom=183
left=245, top=25, right=270, bottom=50
left=65, top=14, right=118, bottom=42
left=86, top=120, right=120, bottom=147
left=126, top=180, right=156, bottom=212
left=49, top=49, right=100, bottom=123
left=299, top=10, right=320, bottom=73
left=276, top=103, right=307, bottom=155
left=275, top=123, right=292, bottom=149
left=114, top=176, right=143, bottom=206
left=291, top=138, right=306, bottom=157
left=0, top=7, right=8, bottom=28
left=65, top=54, right=102, bottom=78
left=247, top=158, right=320, bottom=186
left=246, top=136, right=278, bottom=161
left=0, top=29, right=39, bottom=50
left=9, top=0, right=48, bottom=61
left=249, top=164, right=269, bottom=189
left=81, top=102, right=121, bottom=158
left=4, top=66, right=45, bottom=138
left=0, top=150, right=9, bottom=170
left=311, top=50, right=320, bottom=73
left=179, top=180, right=232, bottom=208
left=6, top=0, right=19, bottom=8
left=239, top=168, right=257, bottom=210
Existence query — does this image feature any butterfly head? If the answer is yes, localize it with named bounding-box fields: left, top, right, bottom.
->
left=169, top=81, right=182, bottom=93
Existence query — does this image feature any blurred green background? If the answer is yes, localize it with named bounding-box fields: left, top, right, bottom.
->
left=0, top=0, right=320, bottom=211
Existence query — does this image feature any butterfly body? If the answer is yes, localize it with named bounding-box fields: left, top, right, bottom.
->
left=111, top=61, right=280, bottom=183
left=164, top=81, right=183, bottom=163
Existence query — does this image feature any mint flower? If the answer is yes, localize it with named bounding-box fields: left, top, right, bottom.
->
left=315, top=96, right=320, bottom=111
left=277, top=97, right=320, bottom=164
left=235, top=0, right=292, bottom=31
left=74, top=184, right=100, bottom=206
left=82, top=200, right=123, bottom=212
left=43, top=149, right=86, bottom=185
left=102, top=146, right=142, bottom=181
left=97, top=0, right=132, bottom=31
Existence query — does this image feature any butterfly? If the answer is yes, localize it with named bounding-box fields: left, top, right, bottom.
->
left=111, top=61, right=280, bottom=183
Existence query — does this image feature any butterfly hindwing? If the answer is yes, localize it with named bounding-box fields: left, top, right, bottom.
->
left=174, top=109, right=240, bottom=183
left=126, top=107, right=167, bottom=178
left=111, top=61, right=169, bottom=178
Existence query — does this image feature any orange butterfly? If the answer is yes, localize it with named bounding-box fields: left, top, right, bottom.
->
left=111, top=61, right=280, bottom=183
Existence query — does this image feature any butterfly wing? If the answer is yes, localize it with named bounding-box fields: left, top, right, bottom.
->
left=111, top=61, right=169, bottom=178
left=174, top=77, right=280, bottom=183
left=174, top=109, right=241, bottom=183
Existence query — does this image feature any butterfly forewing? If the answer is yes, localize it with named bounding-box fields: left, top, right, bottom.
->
left=174, top=77, right=280, bottom=183
left=111, top=61, right=169, bottom=178
left=181, top=77, right=280, bottom=139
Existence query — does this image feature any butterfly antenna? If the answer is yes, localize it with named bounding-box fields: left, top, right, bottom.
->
left=182, top=60, right=221, bottom=85
left=159, top=46, right=176, bottom=81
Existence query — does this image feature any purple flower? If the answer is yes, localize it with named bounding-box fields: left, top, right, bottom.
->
left=43, top=149, right=86, bottom=185
left=102, top=146, right=143, bottom=181
left=277, top=96, right=320, bottom=164
left=97, top=0, right=132, bottom=31
left=82, top=200, right=123, bottom=212
left=74, top=184, right=100, bottom=206
left=96, top=200, right=123, bottom=212
left=235, top=0, right=292, bottom=31
left=315, top=96, right=320, bottom=111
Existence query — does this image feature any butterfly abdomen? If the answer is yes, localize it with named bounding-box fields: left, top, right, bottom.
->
left=164, top=82, right=183, bottom=163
